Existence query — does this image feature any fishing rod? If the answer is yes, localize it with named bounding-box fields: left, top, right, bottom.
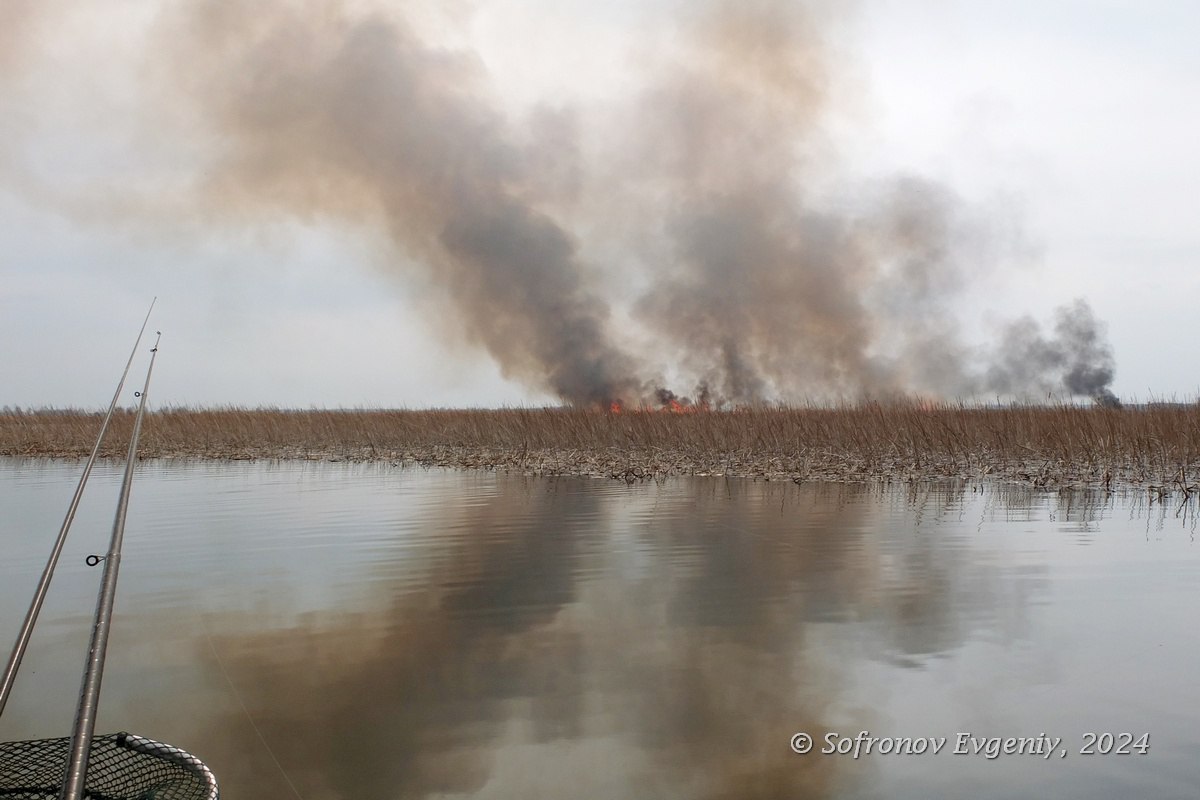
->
left=59, top=331, right=161, bottom=800
left=0, top=300, right=156, bottom=719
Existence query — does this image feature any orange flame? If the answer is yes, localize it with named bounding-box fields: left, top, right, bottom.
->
left=602, top=397, right=714, bottom=414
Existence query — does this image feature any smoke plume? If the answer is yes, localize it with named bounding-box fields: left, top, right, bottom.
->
left=0, top=0, right=1119, bottom=406
left=986, top=299, right=1120, bottom=405
left=153, top=1, right=644, bottom=406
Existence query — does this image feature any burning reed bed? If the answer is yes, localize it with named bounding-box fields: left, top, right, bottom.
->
left=2, top=403, right=1199, bottom=492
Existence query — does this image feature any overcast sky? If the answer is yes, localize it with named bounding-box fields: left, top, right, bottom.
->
left=2, top=0, right=1197, bottom=409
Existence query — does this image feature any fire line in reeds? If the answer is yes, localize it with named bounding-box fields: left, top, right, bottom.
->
left=2, top=403, right=1199, bottom=493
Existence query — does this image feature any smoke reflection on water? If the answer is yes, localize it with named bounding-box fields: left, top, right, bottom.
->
left=170, top=473, right=1023, bottom=799
left=2, top=462, right=1199, bottom=799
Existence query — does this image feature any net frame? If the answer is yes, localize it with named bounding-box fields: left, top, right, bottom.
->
left=0, top=732, right=218, bottom=800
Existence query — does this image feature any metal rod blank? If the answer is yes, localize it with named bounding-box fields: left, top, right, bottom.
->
left=59, top=331, right=160, bottom=800
left=0, top=300, right=156, bottom=719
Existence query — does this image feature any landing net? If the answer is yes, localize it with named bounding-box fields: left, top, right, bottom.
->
left=0, top=732, right=218, bottom=800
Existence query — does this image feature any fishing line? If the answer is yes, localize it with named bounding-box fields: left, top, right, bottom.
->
left=198, top=611, right=306, bottom=800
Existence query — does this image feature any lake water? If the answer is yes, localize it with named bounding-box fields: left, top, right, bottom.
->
left=1, top=460, right=1198, bottom=799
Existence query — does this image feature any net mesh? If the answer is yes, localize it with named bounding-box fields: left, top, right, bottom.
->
left=0, top=732, right=218, bottom=800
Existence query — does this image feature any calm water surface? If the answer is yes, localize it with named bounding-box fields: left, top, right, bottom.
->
left=1, top=460, right=1198, bottom=799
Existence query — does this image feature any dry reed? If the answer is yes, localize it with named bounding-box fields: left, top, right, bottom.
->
left=2, top=403, right=1199, bottom=491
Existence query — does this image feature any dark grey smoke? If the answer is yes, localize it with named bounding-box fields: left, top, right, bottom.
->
left=612, top=2, right=965, bottom=403
left=986, top=299, right=1119, bottom=405
left=151, top=1, right=642, bottom=406
left=1055, top=301, right=1121, bottom=407
left=0, top=0, right=1120, bottom=406
left=609, top=3, right=1117, bottom=405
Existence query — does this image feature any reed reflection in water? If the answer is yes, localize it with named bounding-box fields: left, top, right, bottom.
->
left=1, top=462, right=1198, bottom=799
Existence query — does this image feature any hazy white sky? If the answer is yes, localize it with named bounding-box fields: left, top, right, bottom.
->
left=1, top=0, right=1197, bottom=408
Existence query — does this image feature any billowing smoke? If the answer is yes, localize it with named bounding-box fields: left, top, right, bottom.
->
left=0, top=0, right=1119, bottom=406
left=985, top=299, right=1120, bottom=406
left=606, top=2, right=1116, bottom=405
left=154, top=1, right=643, bottom=406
